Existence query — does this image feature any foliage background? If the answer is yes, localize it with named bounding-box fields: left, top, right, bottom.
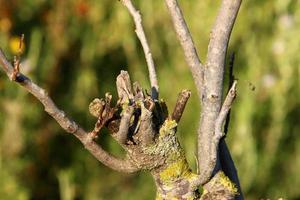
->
left=0, top=0, right=299, bottom=199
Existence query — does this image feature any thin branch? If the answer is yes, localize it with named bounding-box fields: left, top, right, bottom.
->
left=120, top=0, right=159, bottom=99
left=171, top=89, right=191, bottom=123
left=215, top=80, right=237, bottom=140
left=0, top=49, right=139, bottom=173
left=164, top=0, right=203, bottom=98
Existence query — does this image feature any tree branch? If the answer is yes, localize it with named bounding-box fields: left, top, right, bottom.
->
left=164, top=0, right=203, bottom=98
left=0, top=49, right=139, bottom=173
left=205, top=0, right=242, bottom=105
left=120, top=0, right=159, bottom=99
left=198, top=0, right=242, bottom=184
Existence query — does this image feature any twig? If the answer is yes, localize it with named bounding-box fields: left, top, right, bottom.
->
left=0, top=49, right=139, bottom=173
left=171, top=89, right=191, bottom=123
left=164, top=0, right=203, bottom=98
left=215, top=80, right=237, bottom=140
left=120, top=0, right=159, bottom=99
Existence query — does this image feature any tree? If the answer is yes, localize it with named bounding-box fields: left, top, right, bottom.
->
left=0, top=0, right=243, bottom=199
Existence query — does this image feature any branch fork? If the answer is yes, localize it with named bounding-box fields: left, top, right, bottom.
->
left=0, top=0, right=244, bottom=198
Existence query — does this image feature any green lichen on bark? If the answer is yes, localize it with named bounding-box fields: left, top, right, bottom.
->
left=139, top=118, right=237, bottom=200
left=145, top=119, right=200, bottom=199
left=200, top=171, right=238, bottom=200
left=218, top=171, right=238, bottom=194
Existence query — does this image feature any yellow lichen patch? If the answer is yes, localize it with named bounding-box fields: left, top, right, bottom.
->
left=218, top=171, right=238, bottom=194
left=159, top=119, right=177, bottom=137
left=159, top=158, right=193, bottom=183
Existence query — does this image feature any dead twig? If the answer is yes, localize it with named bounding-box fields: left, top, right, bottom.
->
left=171, top=89, right=191, bottom=123
left=215, top=81, right=237, bottom=140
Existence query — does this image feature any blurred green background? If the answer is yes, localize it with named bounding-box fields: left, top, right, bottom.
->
left=0, top=0, right=299, bottom=199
